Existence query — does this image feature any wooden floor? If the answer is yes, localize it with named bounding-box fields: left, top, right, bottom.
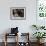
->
left=0, top=42, right=46, bottom=46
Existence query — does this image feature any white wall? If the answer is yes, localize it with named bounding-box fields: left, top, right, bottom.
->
left=0, top=0, right=36, bottom=42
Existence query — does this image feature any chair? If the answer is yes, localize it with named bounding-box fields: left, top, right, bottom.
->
left=18, top=33, right=30, bottom=46
left=4, top=27, right=19, bottom=46
left=4, top=33, right=18, bottom=46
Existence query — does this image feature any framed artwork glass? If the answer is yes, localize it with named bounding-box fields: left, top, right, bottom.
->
left=10, top=7, right=26, bottom=20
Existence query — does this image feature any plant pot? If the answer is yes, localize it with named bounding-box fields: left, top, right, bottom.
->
left=37, top=39, right=40, bottom=43
left=40, top=38, right=45, bottom=43
left=37, top=39, right=45, bottom=44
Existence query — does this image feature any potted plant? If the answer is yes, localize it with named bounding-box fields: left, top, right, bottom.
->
left=33, top=32, right=46, bottom=43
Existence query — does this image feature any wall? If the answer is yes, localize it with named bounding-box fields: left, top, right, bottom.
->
left=0, top=0, right=36, bottom=42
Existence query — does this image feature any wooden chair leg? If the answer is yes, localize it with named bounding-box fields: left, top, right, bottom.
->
left=17, top=34, right=18, bottom=46
left=4, top=41, right=7, bottom=46
left=15, top=33, right=18, bottom=46
left=4, top=33, right=7, bottom=46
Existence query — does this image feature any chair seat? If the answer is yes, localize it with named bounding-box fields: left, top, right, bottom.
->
left=6, top=33, right=17, bottom=36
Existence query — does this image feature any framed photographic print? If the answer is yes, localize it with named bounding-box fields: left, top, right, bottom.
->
left=10, top=7, right=26, bottom=20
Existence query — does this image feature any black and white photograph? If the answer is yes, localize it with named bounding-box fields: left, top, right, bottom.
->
left=10, top=7, right=26, bottom=20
